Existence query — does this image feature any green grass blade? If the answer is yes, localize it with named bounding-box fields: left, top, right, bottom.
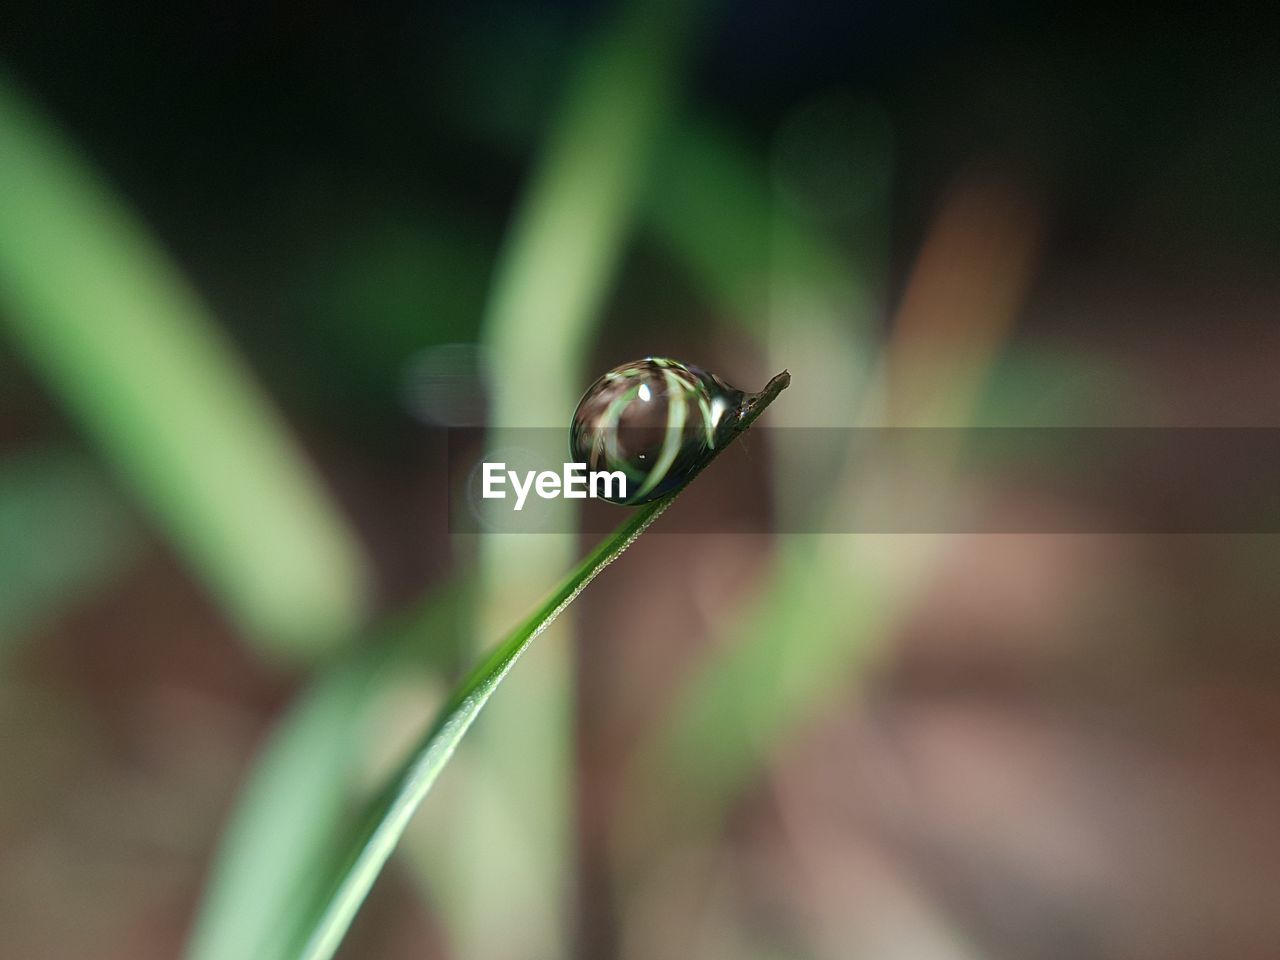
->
left=184, top=588, right=467, bottom=960
left=482, top=0, right=697, bottom=431
left=291, top=371, right=789, bottom=960
left=186, top=657, right=385, bottom=960
left=0, top=77, right=369, bottom=659
left=461, top=1, right=701, bottom=954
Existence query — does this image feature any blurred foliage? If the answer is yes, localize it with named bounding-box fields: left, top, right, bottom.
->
left=292, top=213, right=492, bottom=426
left=0, top=78, right=370, bottom=660
left=634, top=173, right=1042, bottom=834
left=186, top=586, right=468, bottom=960
left=0, top=2, right=1276, bottom=959
left=0, top=448, right=136, bottom=651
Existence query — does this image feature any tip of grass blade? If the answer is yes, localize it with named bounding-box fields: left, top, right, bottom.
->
left=743, top=370, right=791, bottom=422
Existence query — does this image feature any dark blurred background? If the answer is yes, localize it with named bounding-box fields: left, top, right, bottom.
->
left=1, top=1, right=1278, bottom=958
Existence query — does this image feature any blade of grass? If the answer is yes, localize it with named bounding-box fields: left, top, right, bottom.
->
left=186, top=656, right=385, bottom=960
left=184, top=587, right=468, bottom=960
left=482, top=0, right=699, bottom=432
left=290, top=372, right=788, bottom=960
left=0, top=76, right=369, bottom=659
left=460, top=1, right=702, bottom=955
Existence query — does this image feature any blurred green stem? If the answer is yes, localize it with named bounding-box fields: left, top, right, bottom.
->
left=434, top=1, right=704, bottom=958
left=632, top=160, right=1039, bottom=844
left=0, top=76, right=369, bottom=659
left=185, top=585, right=468, bottom=960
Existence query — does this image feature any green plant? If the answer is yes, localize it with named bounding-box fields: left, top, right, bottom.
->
left=185, top=371, right=787, bottom=960
left=184, top=587, right=469, bottom=960
left=288, top=372, right=788, bottom=960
